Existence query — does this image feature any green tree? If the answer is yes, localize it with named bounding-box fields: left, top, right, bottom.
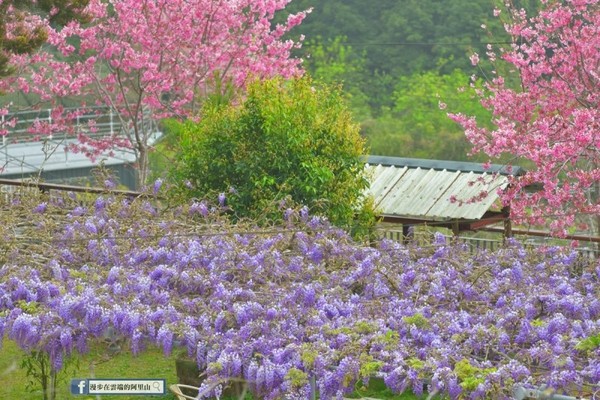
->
left=171, top=76, right=376, bottom=236
left=365, top=69, right=492, bottom=160
left=35, top=0, right=91, bottom=26
left=303, top=36, right=371, bottom=121
left=0, top=0, right=89, bottom=78
left=285, top=0, right=542, bottom=115
left=0, top=2, right=46, bottom=78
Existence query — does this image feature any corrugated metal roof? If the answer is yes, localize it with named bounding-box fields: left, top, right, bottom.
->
left=366, top=157, right=513, bottom=221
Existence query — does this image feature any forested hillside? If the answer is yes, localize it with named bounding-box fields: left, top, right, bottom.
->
left=283, top=0, right=540, bottom=160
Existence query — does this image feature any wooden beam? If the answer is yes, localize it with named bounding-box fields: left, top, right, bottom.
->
left=380, top=211, right=508, bottom=233
left=468, top=215, right=505, bottom=230
left=502, top=206, right=512, bottom=239
left=0, top=178, right=149, bottom=198
left=482, top=227, right=600, bottom=244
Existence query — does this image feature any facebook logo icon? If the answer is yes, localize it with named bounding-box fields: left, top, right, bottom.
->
left=70, top=379, right=88, bottom=395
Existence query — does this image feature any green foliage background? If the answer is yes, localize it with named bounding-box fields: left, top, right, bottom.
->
left=170, top=76, right=376, bottom=236
left=364, top=69, right=492, bottom=160
left=281, top=0, right=541, bottom=160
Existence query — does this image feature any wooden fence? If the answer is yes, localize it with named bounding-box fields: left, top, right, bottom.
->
left=379, top=228, right=599, bottom=260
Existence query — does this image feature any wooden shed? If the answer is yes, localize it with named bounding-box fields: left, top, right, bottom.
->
left=365, top=156, right=525, bottom=237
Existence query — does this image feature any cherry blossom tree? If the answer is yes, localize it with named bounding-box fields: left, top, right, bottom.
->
left=2, top=0, right=309, bottom=186
left=451, top=0, right=600, bottom=237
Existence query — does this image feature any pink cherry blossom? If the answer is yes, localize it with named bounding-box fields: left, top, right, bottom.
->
left=2, top=0, right=310, bottom=186
left=450, top=0, right=600, bottom=237
left=469, top=52, right=480, bottom=66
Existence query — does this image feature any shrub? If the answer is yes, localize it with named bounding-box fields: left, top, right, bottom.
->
left=170, top=76, right=375, bottom=236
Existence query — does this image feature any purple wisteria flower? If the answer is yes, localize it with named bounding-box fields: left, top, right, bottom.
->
left=103, top=178, right=117, bottom=190
left=33, top=202, right=47, bottom=213
left=71, top=206, right=87, bottom=216
left=94, top=196, right=106, bottom=211
left=153, top=179, right=163, bottom=195
left=3, top=189, right=600, bottom=400
left=189, top=201, right=209, bottom=217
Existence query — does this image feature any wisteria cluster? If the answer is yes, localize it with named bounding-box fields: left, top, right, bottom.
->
left=0, top=186, right=599, bottom=399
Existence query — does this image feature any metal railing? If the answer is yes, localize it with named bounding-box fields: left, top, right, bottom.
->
left=1, top=106, right=157, bottom=144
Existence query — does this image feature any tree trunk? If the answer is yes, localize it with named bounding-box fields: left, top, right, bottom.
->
left=591, top=182, right=599, bottom=253
left=49, top=366, right=57, bottom=400
left=40, top=353, right=48, bottom=400
left=137, top=144, right=149, bottom=190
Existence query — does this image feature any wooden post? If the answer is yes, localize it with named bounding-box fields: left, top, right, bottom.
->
left=402, top=224, right=413, bottom=244
left=502, top=206, right=512, bottom=241
left=451, top=220, right=460, bottom=237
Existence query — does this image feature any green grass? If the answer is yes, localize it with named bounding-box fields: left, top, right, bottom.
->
left=1, top=339, right=442, bottom=399
left=0, top=338, right=178, bottom=400
left=346, top=377, right=440, bottom=400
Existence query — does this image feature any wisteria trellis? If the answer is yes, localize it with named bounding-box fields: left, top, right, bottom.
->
left=0, top=184, right=599, bottom=399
